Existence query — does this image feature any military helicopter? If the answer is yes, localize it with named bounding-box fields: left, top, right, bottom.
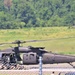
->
left=0, top=39, right=75, bottom=69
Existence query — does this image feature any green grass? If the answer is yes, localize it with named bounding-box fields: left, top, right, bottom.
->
left=0, top=27, right=75, bottom=55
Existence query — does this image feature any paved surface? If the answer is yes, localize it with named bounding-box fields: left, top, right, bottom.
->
left=0, top=70, right=62, bottom=75
left=0, top=70, right=75, bottom=75
left=1, top=62, right=75, bottom=70
left=0, top=63, right=75, bottom=75
left=24, top=62, right=75, bottom=69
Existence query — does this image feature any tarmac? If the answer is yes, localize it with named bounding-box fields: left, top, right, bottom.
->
left=0, top=63, right=75, bottom=75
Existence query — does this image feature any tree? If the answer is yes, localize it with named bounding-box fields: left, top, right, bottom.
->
left=4, top=0, right=12, bottom=10
left=0, top=0, right=74, bottom=29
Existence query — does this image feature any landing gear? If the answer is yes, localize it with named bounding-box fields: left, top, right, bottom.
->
left=2, top=55, right=10, bottom=64
left=1, top=55, right=10, bottom=69
left=0, top=54, right=23, bottom=70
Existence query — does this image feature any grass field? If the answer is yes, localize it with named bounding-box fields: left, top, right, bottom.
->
left=0, top=27, right=75, bottom=54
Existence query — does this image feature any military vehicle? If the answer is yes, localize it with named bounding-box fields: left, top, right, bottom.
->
left=0, top=40, right=75, bottom=69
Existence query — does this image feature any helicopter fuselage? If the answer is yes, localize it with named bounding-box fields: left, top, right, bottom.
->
left=0, top=46, right=75, bottom=65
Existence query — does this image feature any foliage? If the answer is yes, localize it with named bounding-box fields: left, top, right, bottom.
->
left=4, top=0, right=12, bottom=10
left=0, top=0, right=75, bottom=29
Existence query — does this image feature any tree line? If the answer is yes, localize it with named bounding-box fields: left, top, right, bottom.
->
left=0, top=0, right=75, bottom=29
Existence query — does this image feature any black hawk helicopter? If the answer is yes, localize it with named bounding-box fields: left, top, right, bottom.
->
left=0, top=39, right=75, bottom=69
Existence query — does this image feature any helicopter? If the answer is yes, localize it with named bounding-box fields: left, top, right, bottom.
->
left=0, top=39, right=75, bottom=69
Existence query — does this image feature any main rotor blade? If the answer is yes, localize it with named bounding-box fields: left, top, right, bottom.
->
left=0, top=43, right=12, bottom=45
left=25, top=39, right=51, bottom=42
left=0, top=36, right=75, bottom=45
left=25, top=36, right=75, bottom=43
left=11, top=40, right=26, bottom=44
